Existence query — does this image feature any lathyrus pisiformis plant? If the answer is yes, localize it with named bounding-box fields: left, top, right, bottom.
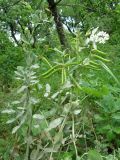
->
left=1, top=28, right=120, bottom=160
left=41, top=27, right=119, bottom=88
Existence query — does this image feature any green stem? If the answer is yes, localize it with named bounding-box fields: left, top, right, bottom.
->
left=24, top=87, right=32, bottom=160
left=25, top=110, right=32, bottom=160
left=72, top=115, right=78, bottom=158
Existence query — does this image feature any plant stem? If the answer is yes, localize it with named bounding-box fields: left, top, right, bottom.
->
left=25, top=106, right=32, bottom=160
left=24, top=86, right=32, bottom=160
left=72, top=115, right=78, bottom=158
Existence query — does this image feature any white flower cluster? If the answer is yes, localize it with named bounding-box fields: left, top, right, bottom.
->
left=86, top=27, right=109, bottom=49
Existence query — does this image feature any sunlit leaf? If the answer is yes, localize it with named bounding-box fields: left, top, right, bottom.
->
left=73, top=109, right=81, bottom=115
left=12, top=125, right=20, bottom=134
left=6, top=119, right=16, bottom=124
left=88, top=150, right=103, bottom=160
left=17, top=85, right=27, bottom=93
left=1, top=109, right=15, bottom=114
left=30, top=64, right=39, bottom=69
left=33, top=114, right=44, bottom=120
left=99, top=61, right=119, bottom=85
left=46, top=117, right=63, bottom=131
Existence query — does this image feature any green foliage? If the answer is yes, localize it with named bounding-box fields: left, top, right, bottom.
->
left=0, top=1, right=120, bottom=160
left=0, top=31, right=23, bottom=91
left=88, top=150, right=103, bottom=160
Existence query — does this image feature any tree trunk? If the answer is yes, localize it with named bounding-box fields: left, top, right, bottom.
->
left=47, top=0, right=68, bottom=49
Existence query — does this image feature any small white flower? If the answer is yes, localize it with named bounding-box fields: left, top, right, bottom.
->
left=96, top=31, right=109, bottom=44
left=86, top=27, right=109, bottom=49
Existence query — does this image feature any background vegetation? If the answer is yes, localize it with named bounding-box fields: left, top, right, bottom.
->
left=0, top=0, right=120, bottom=159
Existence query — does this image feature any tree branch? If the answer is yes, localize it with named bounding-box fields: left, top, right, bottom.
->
left=47, top=0, right=69, bottom=49
left=62, top=20, right=76, bottom=37
left=55, top=0, right=63, bottom=6
left=9, top=23, right=19, bottom=45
